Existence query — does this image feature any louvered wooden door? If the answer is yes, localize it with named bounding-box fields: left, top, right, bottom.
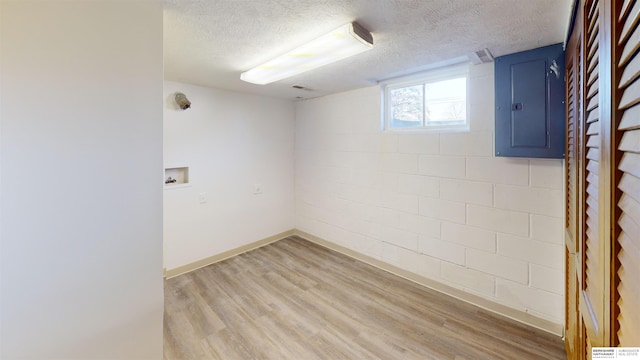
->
left=565, top=5, right=584, bottom=356
left=580, top=0, right=609, bottom=353
left=613, top=0, right=640, bottom=347
left=567, top=13, right=583, bottom=257
left=565, top=0, right=640, bottom=358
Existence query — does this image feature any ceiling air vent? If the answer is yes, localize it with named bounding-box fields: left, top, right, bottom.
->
left=468, top=48, right=494, bottom=65
left=292, top=85, right=315, bottom=91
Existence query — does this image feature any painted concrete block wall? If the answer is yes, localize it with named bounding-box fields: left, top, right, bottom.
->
left=163, top=81, right=295, bottom=271
left=1, top=2, right=163, bottom=358
left=295, top=63, right=565, bottom=325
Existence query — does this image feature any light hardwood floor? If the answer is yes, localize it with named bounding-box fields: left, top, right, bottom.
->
left=164, top=236, right=567, bottom=359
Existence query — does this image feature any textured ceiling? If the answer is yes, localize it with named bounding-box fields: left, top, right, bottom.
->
left=163, top=0, right=572, bottom=99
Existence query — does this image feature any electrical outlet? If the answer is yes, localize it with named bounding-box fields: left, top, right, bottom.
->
left=198, top=192, right=207, bottom=204
left=253, top=183, right=262, bottom=195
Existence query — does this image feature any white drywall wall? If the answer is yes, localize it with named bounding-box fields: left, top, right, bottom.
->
left=0, top=2, right=164, bottom=358
left=295, top=63, right=565, bottom=325
left=163, top=81, right=295, bottom=271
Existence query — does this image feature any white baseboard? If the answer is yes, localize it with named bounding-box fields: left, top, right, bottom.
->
left=293, top=229, right=564, bottom=337
left=163, top=229, right=296, bottom=279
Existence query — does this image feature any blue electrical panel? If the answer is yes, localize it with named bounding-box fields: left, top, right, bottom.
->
left=494, top=43, right=565, bottom=158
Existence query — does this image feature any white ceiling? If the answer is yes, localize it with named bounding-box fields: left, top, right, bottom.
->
left=163, top=0, right=572, bottom=100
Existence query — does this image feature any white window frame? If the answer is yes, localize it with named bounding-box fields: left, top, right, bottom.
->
left=381, top=64, right=470, bottom=132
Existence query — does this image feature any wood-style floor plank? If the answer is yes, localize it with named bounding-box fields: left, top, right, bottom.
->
left=164, top=236, right=567, bottom=360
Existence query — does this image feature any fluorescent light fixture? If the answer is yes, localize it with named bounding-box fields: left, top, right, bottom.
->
left=240, top=22, right=373, bottom=85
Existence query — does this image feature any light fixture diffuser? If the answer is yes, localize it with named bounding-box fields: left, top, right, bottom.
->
left=240, top=22, right=373, bottom=85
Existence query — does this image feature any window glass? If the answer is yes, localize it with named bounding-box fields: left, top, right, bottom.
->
left=425, top=77, right=466, bottom=124
left=390, top=85, right=423, bottom=128
left=382, top=65, right=469, bottom=131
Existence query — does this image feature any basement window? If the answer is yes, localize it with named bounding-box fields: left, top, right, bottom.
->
left=382, top=64, right=469, bottom=132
